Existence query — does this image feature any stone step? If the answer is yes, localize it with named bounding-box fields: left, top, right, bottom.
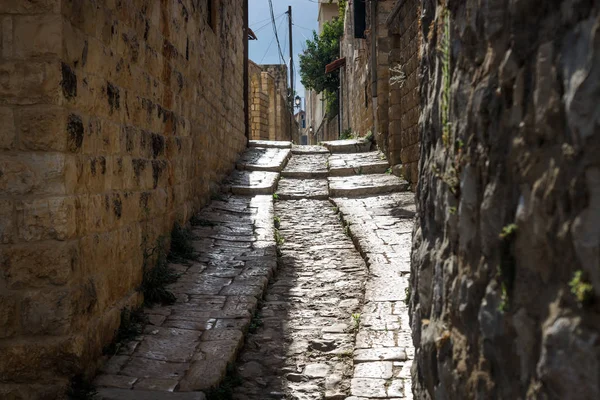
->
left=95, top=388, right=206, bottom=400
left=321, top=139, right=371, bottom=153
left=328, top=174, right=409, bottom=197
left=328, top=151, right=389, bottom=177
left=236, top=147, right=291, bottom=172
left=291, top=144, right=329, bottom=154
left=223, top=170, right=279, bottom=195
left=276, top=178, right=329, bottom=200
left=281, top=154, right=329, bottom=179
left=248, top=140, right=291, bottom=149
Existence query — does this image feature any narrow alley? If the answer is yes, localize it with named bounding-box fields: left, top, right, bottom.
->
left=91, top=139, right=415, bottom=399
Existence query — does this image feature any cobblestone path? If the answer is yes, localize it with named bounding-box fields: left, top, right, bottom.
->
left=234, top=141, right=414, bottom=399
left=94, top=140, right=414, bottom=399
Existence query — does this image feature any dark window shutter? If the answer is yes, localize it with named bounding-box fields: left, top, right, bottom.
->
left=354, top=0, right=366, bottom=38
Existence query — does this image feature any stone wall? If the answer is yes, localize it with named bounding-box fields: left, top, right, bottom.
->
left=387, top=0, right=420, bottom=184
left=410, top=1, right=600, bottom=399
left=248, top=61, right=291, bottom=141
left=0, top=0, right=246, bottom=397
left=340, top=3, right=373, bottom=137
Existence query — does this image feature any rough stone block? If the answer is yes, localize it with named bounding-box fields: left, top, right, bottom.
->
left=13, top=14, right=62, bottom=58
left=16, top=196, right=77, bottom=241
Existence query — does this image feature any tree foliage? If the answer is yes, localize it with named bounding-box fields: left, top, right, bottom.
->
left=299, top=1, right=346, bottom=117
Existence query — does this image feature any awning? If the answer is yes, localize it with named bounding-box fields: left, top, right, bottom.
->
left=248, top=27, right=257, bottom=40
left=325, top=57, right=346, bottom=74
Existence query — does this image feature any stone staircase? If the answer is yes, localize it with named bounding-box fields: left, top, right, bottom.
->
left=93, top=139, right=413, bottom=399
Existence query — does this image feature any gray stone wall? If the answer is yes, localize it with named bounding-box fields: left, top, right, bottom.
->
left=410, top=0, right=600, bottom=399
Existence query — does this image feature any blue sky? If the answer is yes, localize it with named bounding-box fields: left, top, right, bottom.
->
left=249, top=0, right=319, bottom=105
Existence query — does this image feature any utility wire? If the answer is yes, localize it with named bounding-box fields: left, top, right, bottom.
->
left=268, top=0, right=287, bottom=66
left=259, top=14, right=287, bottom=63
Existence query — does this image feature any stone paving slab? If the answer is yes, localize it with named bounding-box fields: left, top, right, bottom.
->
left=321, top=139, right=371, bottom=153
left=281, top=154, right=329, bottom=178
left=329, top=174, right=410, bottom=197
left=328, top=151, right=389, bottom=176
left=248, top=140, right=291, bottom=148
left=95, top=195, right=277, bottom=396
left=332, top=193, right=416, bottom=400
left=276, top=178, right=329, bottom=200
left=223, top=170, right=279, bottom=195
left=291, top=144, right=330, bottom=154
left=236, top=147, right=291, bottom=172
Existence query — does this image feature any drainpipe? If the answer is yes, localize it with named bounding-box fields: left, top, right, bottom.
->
left=370, top=0, right=378, bottom=138
left=243, top=0, right=249, bottom=144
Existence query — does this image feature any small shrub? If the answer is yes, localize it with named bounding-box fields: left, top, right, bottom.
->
left=569, top=270, right=594, bottom=305
left=273, top=216, right=281, bottom=229
left=352, top=313, right=361, bottom=331
left=340, top=128, right=354, bottom=140
left=273, top=193, right=279, bottom=201
left=140, top=239, right=179, bottom=306
left=499, top=223, right=518, bottom=240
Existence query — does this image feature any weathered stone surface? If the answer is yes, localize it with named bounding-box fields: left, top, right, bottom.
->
left=0, top=1, right=249, bottom=394
left=321, top=139, right=371, bottom=154
left=248, top=140, right=292, bottom=149
left=328, top=152, right=389, bottom=176
left=223, top=170, right=280, bottom=195
left=276, top=178, right=329, bottom=200
left=329, top=174, right=409, bottom=197
left=282, top=154, right=329, bottom=179
left=236, top=148, right=291, bottom=172
left=291, top=145, right=329, bottom=155
left=410, top=1, right=600, bottom=399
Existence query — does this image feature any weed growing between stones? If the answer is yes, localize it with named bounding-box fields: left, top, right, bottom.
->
left=248, top=307, right=264, bottom=334
left=385, top=167, right=392, bottom=174
left=498, top=223, right=518, bottom=312
left=340, top=127, right=354, bottom=140
left=273, top=193, right=280, bottom=201
left=352, top=313, right=361, bottom=331
left=448, top=206, right=457, bottom=215
left=273, top=216, right=281, bottom=229
left=67, top=375, right=97, bottom=399
left=569, top=270, right=594, bottom=306
left=103, top=307, right=148, bottom=355
left=204, top=363, right=242, bottom=400
left=439, top=8, right=451, bottom=148
left=274, top=229, right=285, bottom=246
left=405, top=286, right=411, bottom=304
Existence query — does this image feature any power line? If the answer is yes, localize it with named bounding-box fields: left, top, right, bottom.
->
left=268, top=0, right=287, bottom=66
left=259, top=14, right=287, bottom=63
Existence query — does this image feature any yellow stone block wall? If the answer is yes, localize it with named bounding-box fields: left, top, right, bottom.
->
left=387, top=0, right=420, bottom=184
left=0, top=0, right=246, bottom=397
left=248, top=61, right=291, bottom=142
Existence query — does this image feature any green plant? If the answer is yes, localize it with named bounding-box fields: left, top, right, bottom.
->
left=352, top=313, right=361, bottom=331
left=499, top=224, right=518, bottom=240
left=204, top=363, right=242, bottom=400
left=405, top=286, right=411, bottom=304
left=248, top=310, right=263, bottom=334
left=569, top=270, right=594, bottom=305
left=273, top=193, right=279, bottom=201
left=168, top=222, right=196, bottom=262
left=448, top=206, right=457, bottom=215
left=498, top=283, right=509, bottom=312
left=103, top=307, right=148, bottom=355
left=385, top=167, right=392, bottom=175
left=273, top=216, right=281, bottom=229
left=340, top=127, right=354, bottom=140
left=67, top=375, right=97, bottom=399
left=439, top=9, right=451, bottom=148
left=364, top=130, right=374, bottom=142
left=332, top=206, right=339, bottom=213
left=343, top=224, right=350, bottom=237
left=274, top=229, right=285, bottom=246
